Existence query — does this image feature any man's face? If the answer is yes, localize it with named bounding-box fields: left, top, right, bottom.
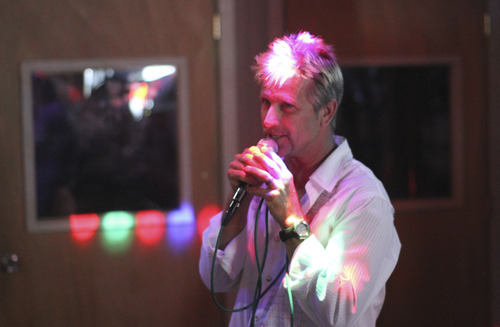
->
left=260, top=77, right=323, bottom=161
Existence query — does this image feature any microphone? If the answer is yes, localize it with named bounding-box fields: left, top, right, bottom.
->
left=221, top=138, right=278, bottom=226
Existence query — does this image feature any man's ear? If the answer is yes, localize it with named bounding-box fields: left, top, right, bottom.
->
left=320, top=100, right=338, bottom=127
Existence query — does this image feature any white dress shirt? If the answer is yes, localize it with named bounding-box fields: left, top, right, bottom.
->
left=199, top=136, right=401, bottom=326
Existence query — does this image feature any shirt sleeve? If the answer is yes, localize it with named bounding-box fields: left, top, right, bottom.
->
left=284, top=195, right=401, bottom=327
left=199, top=211, right=248, bottom=293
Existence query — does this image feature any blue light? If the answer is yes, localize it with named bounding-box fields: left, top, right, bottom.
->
left=166, top=202, right=196, bottom=253
left=167, top=202, right=195, bottom=226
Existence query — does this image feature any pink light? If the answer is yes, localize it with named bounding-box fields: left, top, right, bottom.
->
left=136, top=210, right=166, bottom=245
left=262, top=31, right=320, bottom=87
left=264, top=44, right=298, bottom=87
left=337, top=259, right=370, bottom=313
left=346, top=245, right=367, bottom=256
left=70, top=213, right=100, bottom=241
left=335, top=245, right=370, bottom=314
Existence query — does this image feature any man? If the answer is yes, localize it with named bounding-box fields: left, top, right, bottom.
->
left=199, top=31, right=401, bottom=327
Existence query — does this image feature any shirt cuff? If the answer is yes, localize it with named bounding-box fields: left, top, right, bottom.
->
left=285, top=235, right=330, bottom=292
left=203, top=212, right=247, bottom=280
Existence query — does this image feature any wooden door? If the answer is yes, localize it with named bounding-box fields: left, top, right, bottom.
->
left=0, top=1, right=223, bottom=326
left=285, top=0, right=490, bottom=326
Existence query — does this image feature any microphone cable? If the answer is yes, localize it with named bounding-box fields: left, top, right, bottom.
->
left=210, top=198, right=288, bottom=324
left=285, top=256, right=294, bottom=327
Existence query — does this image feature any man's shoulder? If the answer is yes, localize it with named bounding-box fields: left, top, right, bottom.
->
left=336, top=158, right=391, bottom=205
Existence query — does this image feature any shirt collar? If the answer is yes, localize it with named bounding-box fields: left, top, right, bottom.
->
left=305, top=135, right=353, bottom=203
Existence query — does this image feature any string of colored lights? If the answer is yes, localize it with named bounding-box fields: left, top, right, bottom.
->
left=69, top=203, right=221, bottom=254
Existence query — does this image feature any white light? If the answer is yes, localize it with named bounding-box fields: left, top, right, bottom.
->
left=141, top=65, right=176, bottom=82
left=83, top=68, right=94, bottom=98
left=129, top=98, right=145, bottom=121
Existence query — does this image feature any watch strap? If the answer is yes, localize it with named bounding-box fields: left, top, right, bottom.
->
left=279, top=225, right=296, bottom=242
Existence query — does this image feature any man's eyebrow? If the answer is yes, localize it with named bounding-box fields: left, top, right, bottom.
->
left=280, top=96, right=297, bottom=106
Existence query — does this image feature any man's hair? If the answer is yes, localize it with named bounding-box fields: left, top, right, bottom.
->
left=253, top=31, right=344, bottom=129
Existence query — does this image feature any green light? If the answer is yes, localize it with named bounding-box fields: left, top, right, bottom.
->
left=100, top=211, right=135, bottom=254
left=101, top=211, right=135, bottom=230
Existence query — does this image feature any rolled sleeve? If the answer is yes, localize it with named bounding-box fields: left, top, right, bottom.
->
left=199, top=211, right=248, bottom=291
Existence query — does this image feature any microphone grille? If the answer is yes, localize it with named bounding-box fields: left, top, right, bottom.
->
left=257, top=138, right=278, bottom=153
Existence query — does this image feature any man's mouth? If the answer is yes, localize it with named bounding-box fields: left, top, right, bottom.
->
left=267, top=134, right=284, bottom=140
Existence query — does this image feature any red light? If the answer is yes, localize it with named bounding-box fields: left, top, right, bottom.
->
left=196, top=204, right=222, bottom=237
left=70, top=213, right=100, bottom=241
left=136, top=210, right=166, bottom=245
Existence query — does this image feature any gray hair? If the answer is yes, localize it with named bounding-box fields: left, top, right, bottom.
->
left=253, top=31, right=344, bottom=129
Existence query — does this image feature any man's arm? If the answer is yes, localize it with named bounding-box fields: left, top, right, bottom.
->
left=285, top=195, right=401, bottom=326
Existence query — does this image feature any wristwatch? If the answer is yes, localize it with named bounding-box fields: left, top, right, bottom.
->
left=279, top=219, right=311, bottom=242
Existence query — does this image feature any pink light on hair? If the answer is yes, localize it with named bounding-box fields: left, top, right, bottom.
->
left=264, top=38, right=299, bottom=87
left=256, top=31, right=329, bottom=87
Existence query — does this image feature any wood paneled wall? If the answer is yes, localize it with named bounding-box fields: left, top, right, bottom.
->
left=0, top=1, right=223, bottom=326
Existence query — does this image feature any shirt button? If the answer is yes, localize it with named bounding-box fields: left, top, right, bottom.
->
left=274, top=235, right=280, bottom=242
left=266, top=275, right=272, bottom=282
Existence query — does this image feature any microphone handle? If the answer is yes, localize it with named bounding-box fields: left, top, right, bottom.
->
left=221, top=183, right=247, bottom=226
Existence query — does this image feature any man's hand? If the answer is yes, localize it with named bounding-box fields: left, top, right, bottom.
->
left=239, top=146, right=304, bottom=229
left=219, top=144, right=274, bottom=249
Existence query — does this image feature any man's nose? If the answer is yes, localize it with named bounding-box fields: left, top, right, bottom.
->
left=263, top=105, right=279, bottom=127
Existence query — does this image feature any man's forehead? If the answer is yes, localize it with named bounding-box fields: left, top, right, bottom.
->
left=260, top=77, right=311, bottom=98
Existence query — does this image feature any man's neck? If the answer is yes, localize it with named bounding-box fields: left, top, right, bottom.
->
left=286, top=136, right=336, bottom=192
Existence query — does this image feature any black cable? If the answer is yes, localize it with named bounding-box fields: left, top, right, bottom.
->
left=250, top=200, right=271, bottom=326
left=210, top=198, right=287, bottom=315
left=285, top=255, right=294, bottom=327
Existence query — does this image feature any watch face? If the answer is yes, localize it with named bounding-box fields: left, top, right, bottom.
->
left=295, top=221, right=310, bottom=237
left=279, top=220, right=310, bottom=242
